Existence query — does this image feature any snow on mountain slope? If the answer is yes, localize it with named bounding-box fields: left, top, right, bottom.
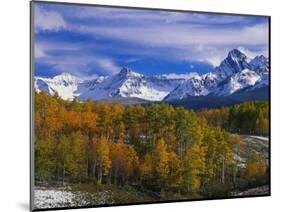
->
left=250, top=72, right=269, bottom=89
left=202, top=72, right=220, bottom=91
left=34, top=72, right=83, bottom=100
left=212, top=69, right=260, bottom=96
left=158, top=72, right=199, bottom=80
left=79, top=68, right=148, bottom=100
left=75, top=76, right=107, bottom=98
left=165, top=76, right=208, bottom=100
left=165, top=72, right=221, bottom=100
left=79, top=68, right=182, bottom=101
left=245, top=55, right=269, bottom=90
left=35, top=72, right=107, bottom=100
left=250, top=55, right=268, bottom=73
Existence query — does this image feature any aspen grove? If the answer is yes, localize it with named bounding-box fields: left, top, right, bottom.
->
left=34, top=92, right=268, bottom=198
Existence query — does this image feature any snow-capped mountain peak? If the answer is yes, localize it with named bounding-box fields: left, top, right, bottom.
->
left=52, top=72, right=81, bottom=85
left=35, top=72, right=81, bottom=100
left=249, top=55, right=269, bottom=75
left=215, top=49, right=250, bottom=79
left=165, top=49, right=269, bottom=100
left=53, top=72, right=76, bottom=79
left=86, top=67, right=179, bottom=101
left=35, top=49, right=269, bottom=102
left=228, top=49, right=247, bottom=61
left=118, top=67, right=143, bottom=78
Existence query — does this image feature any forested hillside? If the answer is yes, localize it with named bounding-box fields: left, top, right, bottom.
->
left=34, top=93, right=269, bottom=201
left=197, top=101, right=269, bottom=136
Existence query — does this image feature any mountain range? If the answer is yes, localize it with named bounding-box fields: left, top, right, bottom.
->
left=35, top=49, right=269, bottom=107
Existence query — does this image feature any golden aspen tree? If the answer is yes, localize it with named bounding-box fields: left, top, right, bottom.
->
left=182, top=125, right=206, bottom=192
left=182, top=141, right=205, bottom=192
left=152, top=138, right=169, bottom=186
left=245, top=154, right=267, bottom=178
left=202, top=128, right=217, bottom=182
left=96, top=136, right=112, bottom=184
left=167, top=151, right=181, bottom=187
left=35, top=139, right=56, bottom=179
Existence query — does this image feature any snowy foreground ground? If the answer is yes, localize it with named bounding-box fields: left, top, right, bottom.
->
left=34, top=186, right=113, bottom=209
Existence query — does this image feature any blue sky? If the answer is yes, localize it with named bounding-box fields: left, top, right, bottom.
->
left=34, top=2, right=269, bottom=78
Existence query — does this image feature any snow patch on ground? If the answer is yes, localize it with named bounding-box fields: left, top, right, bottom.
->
left=34, top=186, right=113, bottom=209
left=250, top=136, right=269, bottom=141
left=232, top=185, right=269, bottom=197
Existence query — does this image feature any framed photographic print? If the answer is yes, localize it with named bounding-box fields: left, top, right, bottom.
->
left=30, top=0, right=270, bottom=211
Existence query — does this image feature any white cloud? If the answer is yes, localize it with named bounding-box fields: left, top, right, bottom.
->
left=75, top=22, right=268, bottom=67
left=95, top=58, right=120, bottom=74
left=76, top=17, right=268, bottom=47
left=35, top=6, right=67, bottom=32
left=205, top=56, right=224, bottom=67
left=237, top=46, right=268, bottom=59
left=44, top=55, right=120, bottom=76
left=34, top=41, right=120, bottom=76
left=34, top=41, right=80, bottom=59
left=34, top=44, right=45, bottom=58
left=71, top=7, right=253, bottom=27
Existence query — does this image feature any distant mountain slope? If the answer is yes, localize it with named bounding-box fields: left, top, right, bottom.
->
left=166, top=87, right=269, bottom=110
left=35, top=49, right=269, bottom=104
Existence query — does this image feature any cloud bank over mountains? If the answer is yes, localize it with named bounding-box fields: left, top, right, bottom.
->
left=34, top=2, right=269, bottom=78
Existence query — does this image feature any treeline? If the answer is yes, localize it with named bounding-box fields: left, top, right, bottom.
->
left=197, top=101, right=269, bottom=136
left=34, top=93, right=267, bottom=197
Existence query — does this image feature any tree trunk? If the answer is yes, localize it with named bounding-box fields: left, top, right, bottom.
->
left=114, top=166, right=118, bottom=185
left=92, top=160, right=96, bottom=181
left=233, top=165, right=237, bottom=183
left=107, top=170, right=112, bottom=184
left=222, top=157, right=225, bottom=184
left=62, top=167, right=65, bottom=186
left=98, top=165, right=103, bottom=184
